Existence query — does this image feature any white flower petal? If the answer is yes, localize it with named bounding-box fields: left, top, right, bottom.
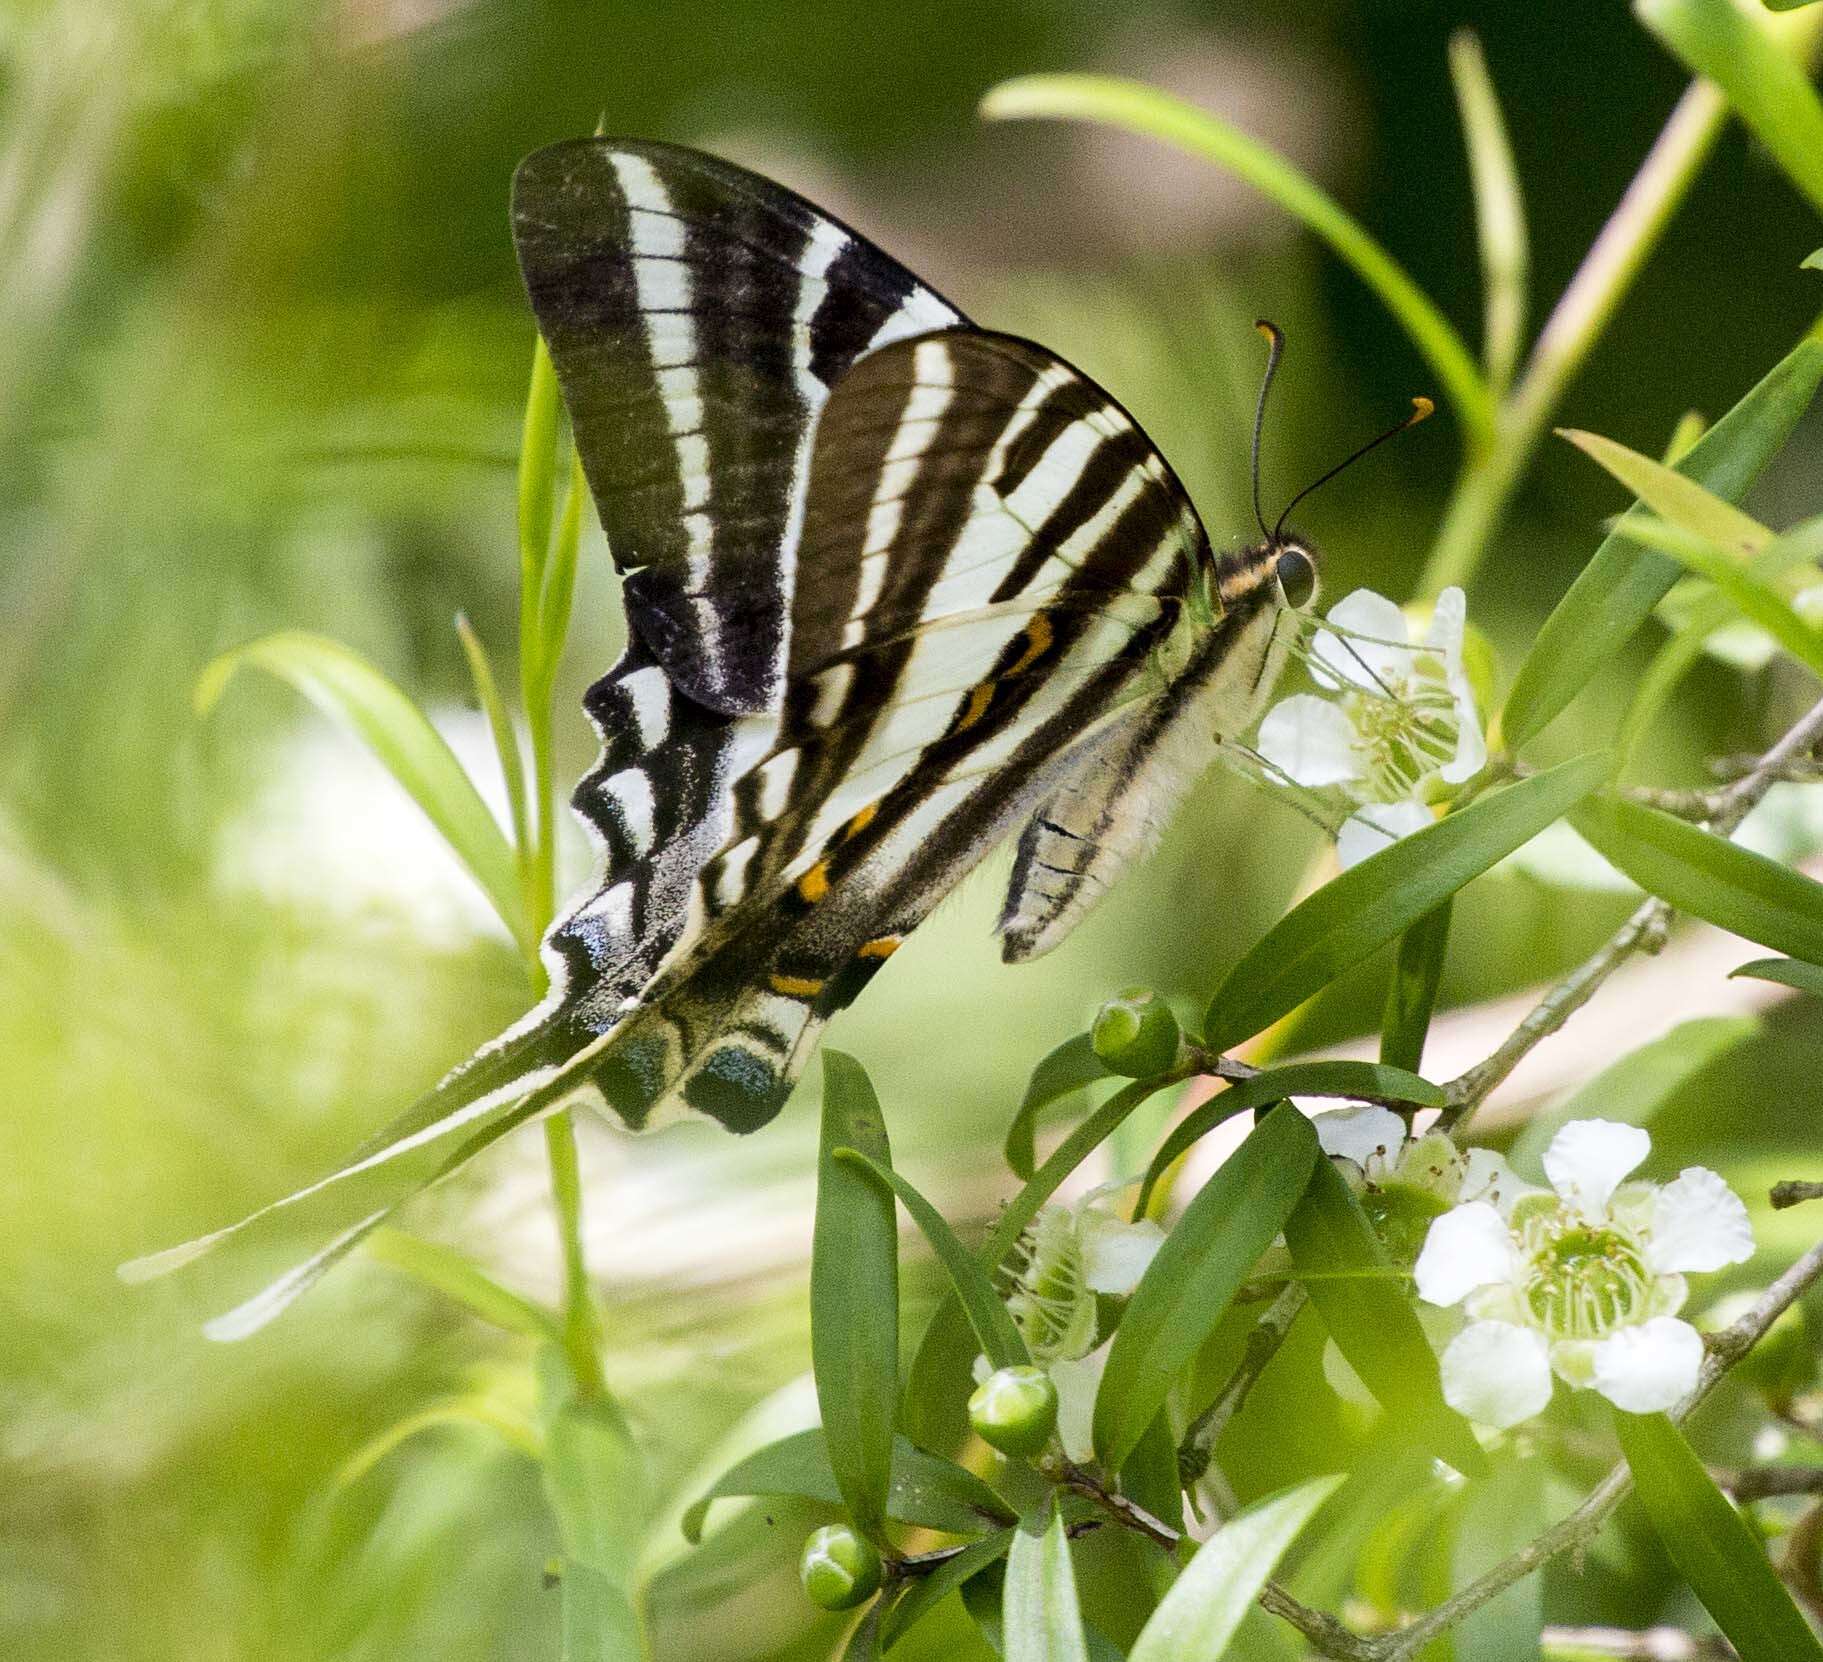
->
left=1079, top=1212, right=1165, bottom=1295
left=1440, top=1320, right=1554, bottom=1429
left=1589, top=1317, right=1704, bottom=1414
left=1543, top=1119, right=1650, bottom=1217
left=1414, top=1201, right=1521, bottom=1307
left=1647, top=1167, right=1754, bottom=1274
left=1311, top=589, right=1412, bottom=691
left=1313, top=1105, right=1407, bottom=1169
left=1257, top=694, right=1363, bottom=787
left=1048, top=1347, right=1108, bottom=1463
left=1421, top=587, right=1467, bottom=659
left=1439, top=686, right=1487, bottom=785
left=1457, top=1149, right=1541, bottom=1218
left=1337, top=800, right=1433, bottom=868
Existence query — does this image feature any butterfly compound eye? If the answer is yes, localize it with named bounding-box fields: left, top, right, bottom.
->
left=1274, top=546, right=1317, bottom=608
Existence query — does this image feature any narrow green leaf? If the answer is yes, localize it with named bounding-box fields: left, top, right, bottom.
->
left=1449, top=30, right=1528, bottom=395
left=1615, top=1410, right=1823, bottom=1661
left=1571, top=795, right=1823, bottom=963
left=364, top=1226, right=562, bottom=1344
left=1610, top=514, right=1823, bottom=680
left=903, top=1077, right=1173, bottom=1451
left=1003, top=1499, right=1089, bottom=1662
left=518, top=335, right=562, bottom=611
left=1282, top=1157, right=1485, bottom=1477
left=1731, top=955, right=1823, bottom=997
left=1620, top=586, right=1741, bottom=765
left=543, top=1397, right=648, bottom=1661
left=1768, top=0, right=1823, bottom=12
left=196, top=630, right=522, bottom=937
left=1095, top=1105, right=1319, bottom=1469
left=835, top=1149, right=1030, bottom=1371
left=979, top=73, right=1490, bottom=441
left=813, top=1052, right=899, bottom=1545
left=880, top=1533, right=1014, bottom=1651
left=530, top=444, right=586, bottom=701
left=679, top=1429, right=1015, bottom=1544
left=1501, top=328, right=1823, bottom=749
left=1638, top=0, right=1823, bottom=216
left=1005, top=1033, right=1111, bottom=1179
left=1380, top=900, right=1452, bottom=1074
left=842, top=1597, right=889, bottom=1662
left=1512, top=1015, right=1760, bottom=1168
left=454, top=614, right=531, bottom=882
left=1560, top=427, right=1773, bottom=555
left=1204, top=755, right=1610, bottom=1052
left=1120, top=1410, right=1187, bottom=1539
left=1129, top=1476, right=1342, bottom=1662
left=1134, top=1060, right=1443, bottom=1221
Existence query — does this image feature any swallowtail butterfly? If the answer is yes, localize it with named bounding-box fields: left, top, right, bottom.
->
left=129, top=137, right=1398, bottom=1337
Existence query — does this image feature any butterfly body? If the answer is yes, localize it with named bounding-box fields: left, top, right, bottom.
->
left=126, top=137, right=1316, bottom=1334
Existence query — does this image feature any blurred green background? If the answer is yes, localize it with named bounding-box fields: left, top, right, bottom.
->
left=4, top=1, right=1822, bottom=1657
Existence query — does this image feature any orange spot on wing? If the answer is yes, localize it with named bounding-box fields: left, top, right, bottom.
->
left=844, top=802, right=878, bottom=839
left=1006, top=613, right=1053, bottom=676
left=796, top=861, right=830, bottom=904
left=957, top=683, right=995, bottom=731
left=768, top=972, right=826, bottom=998
left=858, top=935, right=901, bottom=959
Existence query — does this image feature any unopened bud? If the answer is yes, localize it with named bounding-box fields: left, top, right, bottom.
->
left=968, top=1364, right=1059, bottom=1457
left=799, top=1523, right=883, bottom=1610
left=1092, top=987, right=1181, bottom=1077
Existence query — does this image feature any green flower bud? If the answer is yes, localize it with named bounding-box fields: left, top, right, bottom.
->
left=1091, top=987, right=1181, bottom=1077
left=798, top=1523, right=883, bottom=1611
left=968, top=1364, right=1059, bottom=1457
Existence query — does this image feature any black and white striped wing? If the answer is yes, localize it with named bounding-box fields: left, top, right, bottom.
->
left=511, top=138, right=963, bottom=714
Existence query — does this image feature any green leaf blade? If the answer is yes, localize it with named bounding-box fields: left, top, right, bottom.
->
left=1282, top=1157, right=1485, bottom=1477
left=1003, top=1500, right=1089, bottom=1662
left=979, top=73, right=1490, bottom=440
left=1380, top=901, right=1453, bottom=1074
left=1731, top=955, right=1823, bottom=997
left=1571, top=795, right=1823, bottom=964
left=813, top=1052, right=900, bottom=1545
left=1129, top=1476, right=1343, bottom=1662
left=1502, top=331, right=1823, bottom=749
left=1615, top=1410, right=1823, bottom=1661
left=1005, top=1033, right=1111, bottom=1179
left=197, top=630, right=523, bottom=939
left=835, top=1150, right=1030, bottom=1371
left=1204, top=755, right=1610, bottom=1052
left=1094, top=1104, right=1320, bottom=1470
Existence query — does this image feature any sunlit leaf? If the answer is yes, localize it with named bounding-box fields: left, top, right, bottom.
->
left=543, top=1395, right=646, bottom=1661
left=813, top=1052, right=900, bottom=1544
left=1128, top=1476, right=1342, bottom=1662
left=1003, top=1498, right=1089, bottom=1662
left=979, top=73, right=1490, bottom=440
left=1730, top=955, right=1823, bottom=997
left=1502, top=328, right=1823, bottom=748
left=1204, top=755, right=1610, bottom=1053
left=1639, top=0, right=1823, bottom=215
left=196, top=630, right=523, bottom=939
left=1571, top=795, right=1823, bottom=963
left=1559, top=427, right=1772, bottom=555
left=1615, top=1410, right=1823, bottom=1661
left=1004, top=1033, right=1112, bottom=1180
left=1095, top=1104, right=1319, bottom=1469
left=835, top=1149, right=1029, bottom=1371
left=1283, top=1156, right=1485, bottom=1477
left=1134, top=1060, right=1443, bottom=1220
left=679, top=1429, right=1015, bottom=1544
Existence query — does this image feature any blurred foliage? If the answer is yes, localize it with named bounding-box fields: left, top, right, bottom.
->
left=5, top=1, right=1823, bottom=1658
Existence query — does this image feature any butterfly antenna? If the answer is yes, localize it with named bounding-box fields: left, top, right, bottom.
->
left=1250, top=320, right=1286, bottom=542
left=1273, top=395, right=1434, bottom=542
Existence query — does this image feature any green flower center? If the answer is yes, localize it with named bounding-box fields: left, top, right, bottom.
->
left=1518, top=1212, right=1652, bottom=1341
left=1344, top=678, right=1459, bottom=800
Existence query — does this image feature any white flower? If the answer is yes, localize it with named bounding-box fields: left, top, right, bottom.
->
left=978, top=1192, right=1164, bottom=1460
left=1256, top=587, right=1487, bottom=867
left=1414, top=1119, right=1754, bottom=1429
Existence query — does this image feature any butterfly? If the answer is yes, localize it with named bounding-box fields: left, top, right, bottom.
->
left=126, top=137, right=1415, bottom=1337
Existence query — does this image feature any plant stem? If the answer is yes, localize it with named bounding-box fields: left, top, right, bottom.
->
left=1444, top=689, right=1823, bottom=1128
left=1178, top=1282, right=1308, bottom=1484
left=543, top=1111, right=607, bottom=1398
left=1419, top=81, right=1727, bottom=596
